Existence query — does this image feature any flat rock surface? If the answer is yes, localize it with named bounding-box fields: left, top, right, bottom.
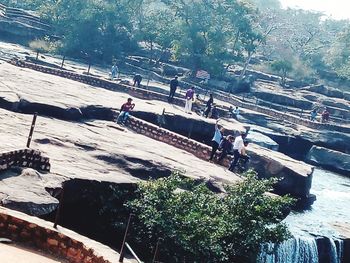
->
left=0, top=108, right=240, bottom=215
left=0, top=243, right=67, bottom=263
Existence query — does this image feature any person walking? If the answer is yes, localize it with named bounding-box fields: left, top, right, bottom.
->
left=209, top=119, right=224, bottom=162
left=168, top=76, right=179, bottom=103
left=184, top=86, right=195, bottom=113
left=228, top=132, right=247, bottom=171
left=204, top=93, right=214, bottom=118
left=117, top=98, right=135, bottom=125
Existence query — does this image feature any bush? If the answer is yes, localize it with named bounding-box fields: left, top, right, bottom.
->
left=126, top=170, right=294, bottom=262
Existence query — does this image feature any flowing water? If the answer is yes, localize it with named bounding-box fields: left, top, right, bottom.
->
left=259, top=168, right=350, bottom=263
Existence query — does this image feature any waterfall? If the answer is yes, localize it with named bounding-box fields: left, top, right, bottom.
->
left=258, top=237, right=345, bottom=263
left=329, top=238, right=344, bottom=263
left=258, top=237, right=319, bottom=263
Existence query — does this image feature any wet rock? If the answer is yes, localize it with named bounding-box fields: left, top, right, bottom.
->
left=306, top=146, right=350, bottom=174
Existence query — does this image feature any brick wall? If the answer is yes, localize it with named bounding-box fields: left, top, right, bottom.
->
left=0, top=149, right=50, bottom=172
left=0, top=207, right=122, bottom=263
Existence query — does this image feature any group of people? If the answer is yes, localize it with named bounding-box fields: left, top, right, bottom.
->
left=168, top=75, right=197, bottom=114
left=209, top=120, right=250, bottom=172
left=310, top=108, right=330, bottom=123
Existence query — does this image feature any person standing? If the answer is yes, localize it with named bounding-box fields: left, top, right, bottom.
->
left=133, top=74, right=142, bottom=88
left=321, top=108, right=330, bottom=123
left=228, top=132, right=247, bottom=171
left=184, top=86, right=195, bottom=113
left=117, top=98, right=135, bottom=125
left=204, top=93, right=214, bottom=118
left=111, top=62, right=118, bottom=79
left=209, top=119, right=224, bottom=162
left=168, top=76, right=179, bottom=103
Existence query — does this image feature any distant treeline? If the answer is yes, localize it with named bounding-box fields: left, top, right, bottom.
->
left=2, top=0, right=350, bottom=86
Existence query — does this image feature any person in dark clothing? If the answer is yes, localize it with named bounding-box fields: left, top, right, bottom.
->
left=133, top=74, right=142, bottom=88
left=209, top=119, right=224, bottom=161
left=168, top=76, right=179, bottom=103
left=117, top=98, right=135, bottom=125
left=204, top=94, right=214, bottom=118
left=217, top=135, right=234, bottom=164
left=211, top=106, right=219, bottom=119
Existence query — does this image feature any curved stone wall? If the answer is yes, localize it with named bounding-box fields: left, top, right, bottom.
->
left=0, top=207, right=125, bottom=263
left=0, top=149, right=50, bottom=172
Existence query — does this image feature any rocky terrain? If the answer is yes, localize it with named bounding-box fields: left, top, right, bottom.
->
left=0, top=3, right=51, bottom=41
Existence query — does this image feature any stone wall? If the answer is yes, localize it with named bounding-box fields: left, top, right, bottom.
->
left=0, top=207, right=124, bottom=263
left=9, top=59, right=349, bottom=134
left=0, top=149, right=50, bottom=172
left=209, top=90, right=350, bottom=134
left=126, top=116, right=313, bottom=200
left=10, top=59, right=185, bottom=107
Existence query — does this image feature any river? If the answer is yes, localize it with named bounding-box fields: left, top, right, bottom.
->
left=259, top=168, right=350, bottom=263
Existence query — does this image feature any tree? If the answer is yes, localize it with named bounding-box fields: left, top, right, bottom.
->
left=326, top=27, right=350, bottom=80
left=127, top=171, right=294, bottom=262
left=271, top=59, right=293, bottom=87
left=29, top=38, right=51, bottom=61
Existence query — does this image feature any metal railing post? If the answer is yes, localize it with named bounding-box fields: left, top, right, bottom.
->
left=54, top=183, right=65, bottom=229
left=152, top=239, right=160, bottom=263
left=119, top=214, right=133, bottom=262
left=26, top=113, right=38, bottom=148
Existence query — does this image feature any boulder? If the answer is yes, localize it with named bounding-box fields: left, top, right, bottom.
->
left=253, top=90, right=313, bottom=110
left=307, top=85, right=344, bottom=99
left=306, top=146, right=350, bottom=174
left=247, top=130, right=279, bottom=151
left=0, top=168, right=64, bottom=215
left=247, top=144, right=314, bottom=199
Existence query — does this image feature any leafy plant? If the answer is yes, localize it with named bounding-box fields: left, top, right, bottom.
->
left=126, top=170, right=294, bottom=262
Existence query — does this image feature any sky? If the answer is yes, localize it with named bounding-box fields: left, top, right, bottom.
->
left=279, top=0, right=350, bottom=20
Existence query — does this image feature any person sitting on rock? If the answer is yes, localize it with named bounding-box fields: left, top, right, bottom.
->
left=209, top=119, right=224, bottom=162
left=310, top=109, right=317, bottom=122
left=321, top=108, right=330, bottom=123
left=228, top=132, right=247, bottom=171
left=133, top=74, right=142, bottom=88
left=232, top=106, right=240, bottom=120
left=117, top=98, right=135, bottom=125
left=217, top=135, right=234, bottom=164
left=211, top=105, right=219, bottom=119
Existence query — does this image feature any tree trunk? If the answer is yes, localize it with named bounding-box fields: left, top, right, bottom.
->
left=36, top=51, right=39, bottom=61
left=239, top=51, right=253, bottom=83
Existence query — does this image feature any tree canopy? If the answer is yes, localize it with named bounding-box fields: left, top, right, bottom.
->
left=3, top=0, right=350, bottom=85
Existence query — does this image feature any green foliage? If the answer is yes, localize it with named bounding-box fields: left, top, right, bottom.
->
left=326, top=27, right=350, bottom=80
left=271, top=59, right=293, bottom=87
left=5, top=0, right=350, bottom=86
left=126, top=170, right=294, bottom=262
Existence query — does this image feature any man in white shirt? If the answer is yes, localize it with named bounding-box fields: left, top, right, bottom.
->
left=228, top=132, right=247, bottom=171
